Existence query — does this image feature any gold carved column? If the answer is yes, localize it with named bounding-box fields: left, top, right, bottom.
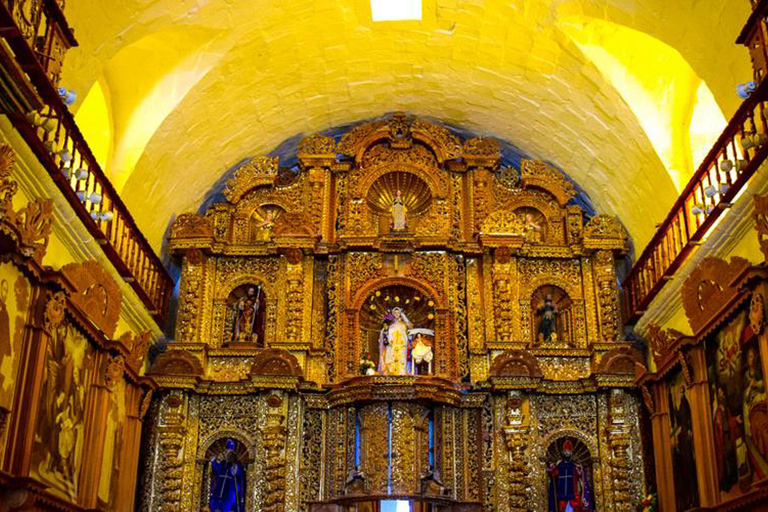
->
left=262, top=393, right=288, bottom=511
left=503, top=392, right=531, bottom=512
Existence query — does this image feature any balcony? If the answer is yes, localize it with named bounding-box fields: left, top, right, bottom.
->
left=623, top=0, right=768, bottom=323
left=0, top=0, right=173, bottom=323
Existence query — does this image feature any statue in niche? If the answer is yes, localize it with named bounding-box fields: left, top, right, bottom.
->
left=378, top=307, right=412, bottom=375
left=209, top=439, right=245, bottom=512
left=228, top=285, right=265, bottom=345
left=390, top=189, right=407, bottom=231
left=523, top=213, right=543, bottom=244
left=547, top=439, right=593, bottom=512
left=537, top=294, right=559, bottom=343
left=410, top=328, right=434, bottom=375
left=252, top=209, right=277, bottom=242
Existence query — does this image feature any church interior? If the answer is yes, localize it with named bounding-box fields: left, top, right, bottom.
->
left=0, top=0, right=767, bottom=511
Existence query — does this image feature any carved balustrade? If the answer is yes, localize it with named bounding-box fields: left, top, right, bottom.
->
left=623, top=77, right=768, bottom=322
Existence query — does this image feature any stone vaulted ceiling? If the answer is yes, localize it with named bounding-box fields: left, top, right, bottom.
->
left=61, top=0, right=752, bottom=255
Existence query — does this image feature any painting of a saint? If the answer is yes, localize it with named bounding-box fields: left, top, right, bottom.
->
left=378, top=307, right=412, bottom=375
left=706, top=307, right=768, bottom=500
left=546, top=438, right=593, bottom=512
left=227, top=285, right=266, bottom=346
left=30, top=319, right=92, bottom=499
left=668, top=367, right=699, bottom=511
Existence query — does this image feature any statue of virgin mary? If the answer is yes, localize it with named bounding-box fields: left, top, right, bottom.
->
left=378, top=307, right=412, bottom=375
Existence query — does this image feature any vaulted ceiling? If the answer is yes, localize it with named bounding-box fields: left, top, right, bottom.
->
left=63, top=0, right=751, bottom=255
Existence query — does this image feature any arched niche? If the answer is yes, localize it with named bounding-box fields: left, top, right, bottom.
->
left=224, top=283, right=267, bottom=347
left=346, top=277, right=451, bottom=380
left=365, top=171, right=433, bottom=235
left=543, top=435, right=596, bottom=512
left=248, top=204, right=285, bottom=243
left=531, top=285, right=574, bottom=346
left=513, top=206, right=548, bottom=245
left=196, top=435, right=253, bottom=512
left=213, top=276, right=277, bottom=349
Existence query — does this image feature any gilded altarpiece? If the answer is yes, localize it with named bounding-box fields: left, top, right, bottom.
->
left=147, top=114, right=648, bottom=511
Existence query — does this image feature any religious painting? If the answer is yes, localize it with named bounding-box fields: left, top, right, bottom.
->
left=667, top=366, right=700, bottom=511
left=0, top=261, right=30, bottom=410
left=705, top=305, right=768, bottom=501
left=30, top=318, right=94, bottom=500
left=514, top=207, right=547, bottom=244
left=97, top=377, right=126, bottom=507
left=203, top=438, right=249, bottom=512
left=225, top=284, right=266, bottom=346
left=532, top=285, right=573, bottom=346
left=359, top=285, right=435, bottom=376
left=545, top=437, right=594, bottom=512
left=249, top=205, right=283, bottom=243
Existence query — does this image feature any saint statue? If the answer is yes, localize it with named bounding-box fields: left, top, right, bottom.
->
left=409, top=328, right=434, bottom=375
left=547, top=439, right=592, bottom=512
left=537, top=294, right=558, bottom=343
left=232, top=286, right=261, bottom=344
left=390, top=190, right=408, bottom=231
left=253, top=210, right=276, bottom=242
left=209, top=439, right=245, bottom=512
left=523, top=213, right=542, bottom=244
left=378, top=307, right=412, bottom=375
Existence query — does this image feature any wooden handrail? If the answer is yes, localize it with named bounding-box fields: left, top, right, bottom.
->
left=622, top=78, right=768, bottom=323
left=0, top=0, right=173, bottom=323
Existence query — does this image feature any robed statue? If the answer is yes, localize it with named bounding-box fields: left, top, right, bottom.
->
left=547, top=439, right=592, bottom=512
left=209, top=439, right=245, bottom=512
left=537, top=294, right=558, bottom=343
left=378, top=307, right=412, bottom=375
left=390, top=189, right=407, bottom=231
left=232, top=286, right=261, bottom=344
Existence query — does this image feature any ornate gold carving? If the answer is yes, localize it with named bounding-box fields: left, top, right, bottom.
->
left=150, top=350, right=204, bottom=376
left=0, top=144, right=53, bottom=263
left=489, top=350, right=543, bottom=377
left=262, top=400, right=287, bottom=511
left=170, top=213, right=213, bottom=239
left=139, top=389, right=153, bottom=420
left=463, top=137, right=501, bottom=168
left=678, top=352, right=692, bottom=387
left=61, top=260, right=122, bottom=337
left=754, top=192, right=768, bottom=261
left=250, top=349, right=303, bottom=378
left=298, top=133, right=336, bottom=158
left=640, top=384, right=654, bottom=414
left=224, top=156, right=279, bottom=204
left=583, top=215, right=627, bottom=251
left=176, top=254, right=205, bottom=342
left=750, top=292, right=765, bottom=335
left=120, top=330, right=153, bottom=371
left=346, top=252, right=383, bottom=295
left=480, top=210, right=524, bottom=235
left=594, top=347, right=641, bottom=375
left=594, top=250, right=620, bottom=342
left=646, top=324, right=685, bottom=365
left=681, top=256, right=751, bottom=334
left=43, top=291, right=66, bottom=331
left=520, top=160, right=575, bottom=205
left=103, top=354, right=124, bottom=389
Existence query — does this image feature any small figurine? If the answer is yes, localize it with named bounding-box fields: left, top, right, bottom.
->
left=390, top=190, right=408, bottom=231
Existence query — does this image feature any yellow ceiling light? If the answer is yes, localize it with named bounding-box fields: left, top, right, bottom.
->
left=371, top=0, right=421, bottom=22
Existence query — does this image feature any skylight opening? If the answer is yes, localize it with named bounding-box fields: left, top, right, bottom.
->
left=371, top=0, right=422, bottom=21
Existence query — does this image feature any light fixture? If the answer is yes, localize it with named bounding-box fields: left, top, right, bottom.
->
left=74, top=168, right=89, bottom=180
left=736, top=159, right=747, bottom=171
left=371, top=0, right=422, bottom=21
left=719, top=183, right=730, bottom=195
left=57, top=149, right=72, bottom=164
left=691, top=204, right=705, bottom=215
left=741, top=135, right=755, bottom=151
left=77, top=191, right=102, bottom=204
left=90, top=211, right=113, bottom=222
left=719, top=159, right=733, bottom=172
left=703, top=185, right=717, bottom=198
left=57, top=86, right=77, bottom=106
left=737, top=82, right=757, bottom=99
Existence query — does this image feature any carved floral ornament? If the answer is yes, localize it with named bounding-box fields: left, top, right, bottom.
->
left=0, top=144, right=53, bottom=264
left=520, top=160, right=575, bottom=205
left=224, top=156, right=279, bottom=204
left=646, top=323, right=686, bottom=366
left=170, top=213, right=213, bottom=239
left=61, top=260, right=122, bottom=338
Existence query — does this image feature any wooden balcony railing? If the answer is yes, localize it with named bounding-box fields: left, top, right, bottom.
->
left=0, top=0, right=173, bottom=323
left=622, top=78, right=768, bottom=323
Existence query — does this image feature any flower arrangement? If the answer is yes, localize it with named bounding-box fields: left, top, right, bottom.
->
left=637, top=493, right=657, bottom=512
left=359, top=353, right=376, bottom=375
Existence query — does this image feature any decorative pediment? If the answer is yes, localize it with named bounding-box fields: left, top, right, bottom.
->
left=463, top=137, right=501, bottom=168
left=297, top=134, right=336, bottom=168
left=489, top=350, right=543, bottom=378
left=61, top=260, right=122, bottom=338
left=170, top=213, right=213, bottom=240
left=120, top=330, right=154, bottom=371
left=583, top=215, right=628, bottom=252
left=594, top=347, right=642, bottom=375
left=520, top=160, right=575, bottom=206
left=681, top=256, right=751, bottom=333
left=150, top=350, right=204, bottom=377
left=250, top=348, right=303, bottom=378
left=224, top=156, right=279, bottom=204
